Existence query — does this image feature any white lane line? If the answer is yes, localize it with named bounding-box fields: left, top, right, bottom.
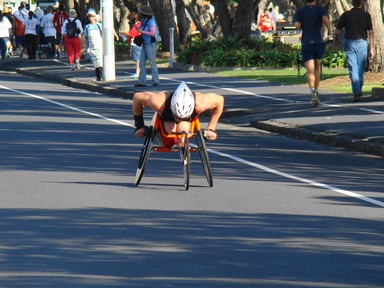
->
left=326, top=104, right=383, bottom=114
left=208, top=149, right=384, bottom=208
left=3, top=84, right=383, bottom=208
left=359, top=107, right=384, bottom=114
left=0, top=85, right=134, bottom=128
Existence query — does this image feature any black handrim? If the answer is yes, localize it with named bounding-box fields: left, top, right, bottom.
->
left=135, top=127, right=154, bottom=186
left=182, top=133, right=190, bottom=190
left=196, top=129, right=213, bottom=187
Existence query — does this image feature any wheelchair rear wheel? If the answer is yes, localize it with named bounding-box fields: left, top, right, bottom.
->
left=196, top=129, right=213, bottom=187
left=135, top=126, right=155, bottom=186
left=181, top=133, right=190, bottom=190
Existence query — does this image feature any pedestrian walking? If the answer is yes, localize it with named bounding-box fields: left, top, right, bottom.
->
left=61, top=9, right=83, bottom=70
left=3, top=7, right=14, bottom=57
left=294, top=0, right=332, bottom=108
left=135, top=5, right=160, bottom=87
left=23, top=10, right=40, bottom=60
left=13, top=2, right=28, bottom=58
left=53, top=3, right=68, bottom=58
left=335, top=0, right=374, bottom=102
left=40, top=5, right=56, bottom=59
left=84, top=9, right=103, bottom=81
left=127, top=12, right=141, bottom=79
left=0, top=10, right=12, bottom=60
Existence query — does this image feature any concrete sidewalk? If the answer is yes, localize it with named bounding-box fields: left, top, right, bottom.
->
left=1, top=57, right=384, bottom=157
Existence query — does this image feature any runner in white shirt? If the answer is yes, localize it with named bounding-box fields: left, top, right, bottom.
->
left=23, top=10, right=40, bottom=59
left=0, top=10, right=12, bottom=59
left=40, top=6, right=56, bottom=59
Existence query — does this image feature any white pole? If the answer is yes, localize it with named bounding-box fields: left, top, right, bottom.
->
left=169, top=27, right=175, bottom=68
left=102, top=0, right=115, bottom=81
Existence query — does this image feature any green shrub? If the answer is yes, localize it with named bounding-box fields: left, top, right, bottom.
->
left=234, top=49, right=259, bottom=67
left=177, top=37, right=345, bottom=68
left=322, top=51, right=347, bottom=68
left=115, top=41, right=130, bottom=57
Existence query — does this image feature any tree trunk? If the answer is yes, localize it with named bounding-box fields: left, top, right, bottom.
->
left=185, top=0, right=207, bottom=38
left=318, top=0, right=330, bottom=7
left=290, top=0, right=305, bottom=9
left=77, top=0, right=86, bottom=21
left=175, top=0, right=191, bottom=47
left=198, top=4, right=216, bottom=40
left=232, top=0, right=257, bottom=39
left=340, top=0, right=351, bottom=11
left=67, top=0, right=74, bottom=9
left=149, top=0, right=176, bottom=51
left=334, top=0, right=346, bottom=16
left=115, top=0, right=130, bottom=33
left=87, top=0, right=100, bottom=13
left=366, top=0, right=384, bottom=72
left=211, top=0, right=232, bottom=37
left=124, top=0, right=138, bottom=12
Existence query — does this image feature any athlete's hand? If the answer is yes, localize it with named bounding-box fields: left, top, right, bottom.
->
left=204, top=129, right=217, bottom=141
left=135, top=126, right=149, bottom=138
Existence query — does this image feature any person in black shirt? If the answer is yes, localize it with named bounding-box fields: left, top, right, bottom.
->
left=335, top=0, right=374, bottom=102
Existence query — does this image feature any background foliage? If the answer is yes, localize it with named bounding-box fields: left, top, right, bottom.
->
left=177, top=37, right=347, bottom=68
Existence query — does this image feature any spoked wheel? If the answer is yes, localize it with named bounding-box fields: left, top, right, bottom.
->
left=135, top=127, right=155, bottom=186
left=181, top=133, right=190, bottom=190
left=195, top=129, right=213, bottom=187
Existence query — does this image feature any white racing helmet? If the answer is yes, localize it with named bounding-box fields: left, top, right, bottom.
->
left=171, top=82, right=195, bottom=119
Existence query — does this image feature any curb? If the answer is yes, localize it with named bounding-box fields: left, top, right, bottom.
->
left=13, top=66, right=135, bottom=100
left=251, top=119, right=384, bottom=157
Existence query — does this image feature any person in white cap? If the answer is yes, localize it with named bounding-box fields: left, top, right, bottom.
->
left=133, top=82, right=224, bottom=141
left=84, top=9, right=103, bottom=81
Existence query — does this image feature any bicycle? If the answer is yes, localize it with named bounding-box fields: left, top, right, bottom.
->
left=135, top=113, right=213, bottom=190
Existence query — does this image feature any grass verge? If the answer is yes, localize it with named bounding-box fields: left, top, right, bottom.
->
left=213, top=68, right=349, bottom=86
left=326, top=83, right=377, bottom=96
left=213, top=68, right=382, bottom=97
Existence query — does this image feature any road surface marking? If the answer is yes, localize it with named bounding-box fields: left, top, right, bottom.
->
left=2, top=84, right=383, bottom=208
left=0, top=85, right=134, bottom=128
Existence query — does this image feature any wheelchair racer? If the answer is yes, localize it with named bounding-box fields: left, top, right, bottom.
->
left=133, top=82, right=224, bottom=141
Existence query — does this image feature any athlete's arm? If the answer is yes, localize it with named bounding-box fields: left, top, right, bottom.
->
left=132, top=91, right=165, bottom=138
left=195, top=92, right=224, bottom=141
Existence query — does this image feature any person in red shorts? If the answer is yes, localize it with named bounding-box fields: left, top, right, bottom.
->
left=61, top=9, right=83, bottom=70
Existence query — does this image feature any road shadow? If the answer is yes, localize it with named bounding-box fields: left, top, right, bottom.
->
left=0, top=208, right=383, bottom=288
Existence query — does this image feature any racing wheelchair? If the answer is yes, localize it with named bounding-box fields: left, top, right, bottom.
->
left=135, top=113, right=213, bottom=190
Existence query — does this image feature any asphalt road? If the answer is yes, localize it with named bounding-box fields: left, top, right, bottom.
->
left=0, top=71, right=383, bottom=288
